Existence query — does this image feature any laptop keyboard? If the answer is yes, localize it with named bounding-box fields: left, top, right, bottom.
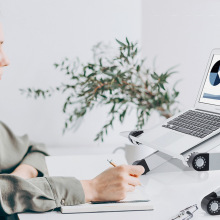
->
left=162, top=110, right=220, bottom=138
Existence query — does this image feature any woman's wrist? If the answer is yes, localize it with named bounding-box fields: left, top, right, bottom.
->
left=10, top=164, right=38, bottom=179
left=80, top=179, right=97, bottom=202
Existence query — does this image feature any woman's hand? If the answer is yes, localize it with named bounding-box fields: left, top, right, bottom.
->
left=10, top=164, right=38, bottom=179
left=80, top=164, right=144, bottom=202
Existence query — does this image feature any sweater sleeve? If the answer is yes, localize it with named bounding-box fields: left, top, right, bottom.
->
left=0, top=121, right=49, bottom=176
left=0, top=174, right=85, bottom=216
left=19, top=142, right=49, bottom=177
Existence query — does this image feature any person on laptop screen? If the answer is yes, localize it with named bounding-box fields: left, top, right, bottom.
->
left=0, top=23, right=144, bottom=218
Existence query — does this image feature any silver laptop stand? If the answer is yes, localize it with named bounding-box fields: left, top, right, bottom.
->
left=128, top=130, right=220, bottom=173
left=128, top=130, right=220, bottom=216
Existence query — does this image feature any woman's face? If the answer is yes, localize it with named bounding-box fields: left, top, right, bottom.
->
left=0, top=24, right=10, bottom=80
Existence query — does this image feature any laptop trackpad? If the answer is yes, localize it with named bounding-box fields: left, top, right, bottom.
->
left=150, top=132, right=183, bottom=148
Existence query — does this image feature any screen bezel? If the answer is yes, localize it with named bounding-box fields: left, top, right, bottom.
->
left=195, top=48, right=220, bottom=113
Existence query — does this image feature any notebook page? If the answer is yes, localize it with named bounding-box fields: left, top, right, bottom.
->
left=121, top=188, right=146, bottom=201
left=46, top=154, right=127, bottom=179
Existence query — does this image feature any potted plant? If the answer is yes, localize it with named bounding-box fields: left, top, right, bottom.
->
left=20, top=38, right=180, bottom=141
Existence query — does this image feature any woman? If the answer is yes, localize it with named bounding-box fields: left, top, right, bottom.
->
left=0, top=23, right=144, bottom=217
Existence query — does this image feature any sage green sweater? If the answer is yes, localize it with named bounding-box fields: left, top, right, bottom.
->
left=0, top=121, right=85, bottom=216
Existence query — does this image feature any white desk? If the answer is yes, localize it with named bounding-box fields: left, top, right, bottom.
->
left=18, top=145, right=220, bottom=220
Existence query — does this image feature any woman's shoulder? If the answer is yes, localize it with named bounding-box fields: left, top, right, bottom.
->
left=0, top=121, right=11, bottom=131
left=0, top=121, right=17, bottom=138
left=0, top=121, right=7, bottom=132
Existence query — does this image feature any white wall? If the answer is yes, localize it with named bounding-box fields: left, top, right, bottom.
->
left=0, top=0, right=141, bottom=149
left=4, top=0, right=216, bottom=150
left=142, top=0, right=220, bottom=110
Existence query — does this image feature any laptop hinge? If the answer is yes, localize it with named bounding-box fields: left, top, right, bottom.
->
left=195, top=108, right=220, bottom=115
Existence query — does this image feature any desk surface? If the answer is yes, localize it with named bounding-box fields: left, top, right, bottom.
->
left=19, top=145, right=220, bottom=220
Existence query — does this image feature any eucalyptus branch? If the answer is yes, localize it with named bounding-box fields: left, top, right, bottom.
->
left=21, top=38, right=180, bottom=142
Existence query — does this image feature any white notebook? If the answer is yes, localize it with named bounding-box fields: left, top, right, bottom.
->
left=61, top=201, right=153, bottom=213
left=61, top=188, right=153, bottom=213
left=46, top=154, right=153, bottom=214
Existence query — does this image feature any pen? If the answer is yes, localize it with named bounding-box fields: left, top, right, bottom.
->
left=107, top=159, right=117, bottom=167
left=107, top=159, right=143, bottom=186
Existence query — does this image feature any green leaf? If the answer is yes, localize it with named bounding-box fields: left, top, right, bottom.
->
left=151, top=74, right=158, bottom=80
left=127, top=46, right=130, bottom=57
left=110, top=79, right=115, bottom=85
left=101, top=94, right=107, bottom=99
left=116, top=77, right=122, bottom=84
left=99, top=58, right=103, bottom=67
left=116, top=39, right=126, bottom=47
left=54, top=63, right=59, bottom=68
left=71, top=76, right=79, bottom=80
left=104, top=72, right=115, bottom=77
left=63, top=102, right=68, bottom=112
left=161, top=83, right=165, bottom=90
left=88, top=73, right=96, bottom=78
left=126, top=37, right=130, bottom=46
left=65, top=122, right=68, bottom=129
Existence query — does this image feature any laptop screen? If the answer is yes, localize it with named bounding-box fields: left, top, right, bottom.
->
left=199, top=54, right=220, bottom=106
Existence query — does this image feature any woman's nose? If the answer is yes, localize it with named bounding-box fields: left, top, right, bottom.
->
left=4, top=56, right=10, bottom=66
left=0, top=52, right=10, bottom=67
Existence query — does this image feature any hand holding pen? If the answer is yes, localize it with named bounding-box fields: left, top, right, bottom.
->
left=80, top=162, right=144, bottom=203
left=107, top=159, right=143, bottom=180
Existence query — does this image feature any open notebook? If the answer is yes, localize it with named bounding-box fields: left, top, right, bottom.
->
left=46, top=154, right=153, bottom=214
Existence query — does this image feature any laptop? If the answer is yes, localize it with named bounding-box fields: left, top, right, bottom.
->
left=128, top=49, right=220, bottom=158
